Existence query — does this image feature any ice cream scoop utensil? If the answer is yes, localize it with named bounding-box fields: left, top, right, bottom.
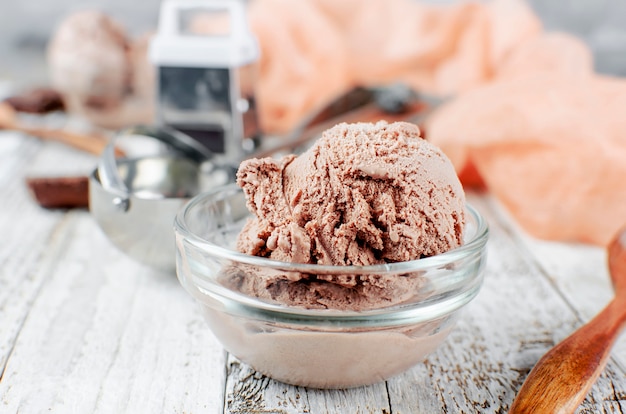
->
left=509, top=226, right=626, bottom=414
left=252, top=85, right=443, bottom=159
left=96, top=125, right=214, bottom=212
left=0, top=102, right=124, bottom=157
left=90, top=125, right=232, bottom=271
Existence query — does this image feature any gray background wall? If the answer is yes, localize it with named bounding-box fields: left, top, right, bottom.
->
left=1, top=0, right=625, bottom=89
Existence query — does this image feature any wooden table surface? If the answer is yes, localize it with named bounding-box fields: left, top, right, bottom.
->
left=0, top=130, right=625, bottom=414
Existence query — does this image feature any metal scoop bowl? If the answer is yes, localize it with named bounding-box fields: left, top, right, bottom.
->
left=89, top=125, right=231, bottom=272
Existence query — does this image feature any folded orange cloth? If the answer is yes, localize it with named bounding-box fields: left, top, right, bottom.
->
left=427, top=73, right=626, bottom=246
left=248, top=0, right=545, bottom=134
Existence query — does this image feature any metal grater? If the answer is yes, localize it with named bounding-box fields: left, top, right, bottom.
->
left=149, top=0, right=260, bottom=163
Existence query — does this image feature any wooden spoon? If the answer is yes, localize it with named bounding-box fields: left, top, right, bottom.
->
left=509, top=227, right=626, bottom=413
left=0, top=102, right=124, bottom=157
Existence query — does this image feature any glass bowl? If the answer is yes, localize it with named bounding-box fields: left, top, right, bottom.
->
left=174, top=183, right=489, bottom=389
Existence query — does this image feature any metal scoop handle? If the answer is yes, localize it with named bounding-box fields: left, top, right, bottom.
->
left=97, top=125, right=214, bottom=211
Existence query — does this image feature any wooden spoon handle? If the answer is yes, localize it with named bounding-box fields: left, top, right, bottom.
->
left=509, top=300, right=626, bottom=414
left=20, top=126, right=125, bottom=157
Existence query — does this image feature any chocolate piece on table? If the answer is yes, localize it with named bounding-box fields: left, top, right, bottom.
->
left=4, top=88, right=65, bottom=114
left=26, top=176, right=89, bottom=209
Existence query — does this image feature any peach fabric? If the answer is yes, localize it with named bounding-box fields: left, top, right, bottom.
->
left=245, top=0, right=625, bottom=245
left=427, top=74, right=626, bottom=245
left=247, top=0, right=544, bottom=134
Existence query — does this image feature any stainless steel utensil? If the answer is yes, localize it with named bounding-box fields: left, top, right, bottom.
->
left=89, top=125, right=229, bottom=271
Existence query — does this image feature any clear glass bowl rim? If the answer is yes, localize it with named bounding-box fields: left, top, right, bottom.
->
left=174, top=184, right=489, bottom=326
left=174, top=183, right=489, bottom=275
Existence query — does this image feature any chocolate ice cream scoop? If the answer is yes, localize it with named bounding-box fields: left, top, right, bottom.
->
left=232, top=121, right=466, bottom=310
left=237, top=121, right=465, bottom=266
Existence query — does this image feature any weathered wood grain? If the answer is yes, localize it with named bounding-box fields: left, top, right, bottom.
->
left=379, top=192, right=599, bottom=413
left=223, top=193, right=626, bottom=413
left=1, top=131, right=625, bottom=414
left=475, top=195, right=626, bottom=414
left=482, top=195, right=626, bottom=372
left=224, top=353, right=391, bottom=414
left=0, top=211, right=228, bottom=414
left=0, top=134, right=227, bottom=413
left=516, top=224, right=626, bottom=370
left=0, top=136, right=64, bottom=376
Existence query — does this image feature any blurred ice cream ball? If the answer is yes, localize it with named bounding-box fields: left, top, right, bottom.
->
left=48, top=11, right=130, bottom=109
left=47, top=11, right=154, bottom=129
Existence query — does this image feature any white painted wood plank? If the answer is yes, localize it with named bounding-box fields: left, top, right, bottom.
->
left=2, top=129, right=625, bottom=413
left=305, top=385, right=390, bottom=414
left=0, top=131, right=100, bottom=379
left=470, top=194, right=625, bottom=413
left=385, top=192, right=580, bottom=413
left=224, top=355, right=312, bottom=413
left=0, top=212, right=227, bottom=414
left=224, top=354, right=391, bottom=413
left=227, top=192, right=626, bottom=413
left=484, top=195, right=626, bottom=370
left=0, top=133, right=227, bottom=413
left=0, top=135, right=67, bottom=376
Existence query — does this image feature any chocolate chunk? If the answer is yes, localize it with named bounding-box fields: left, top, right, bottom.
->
left=4, top=88, right=65, bottom=114
left=26, top=176, right=88, bottom=209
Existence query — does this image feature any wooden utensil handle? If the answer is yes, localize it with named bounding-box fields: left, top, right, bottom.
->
left=23, top=126, right=125, bottom=157
left=509, top=299, right=626, bottom=414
